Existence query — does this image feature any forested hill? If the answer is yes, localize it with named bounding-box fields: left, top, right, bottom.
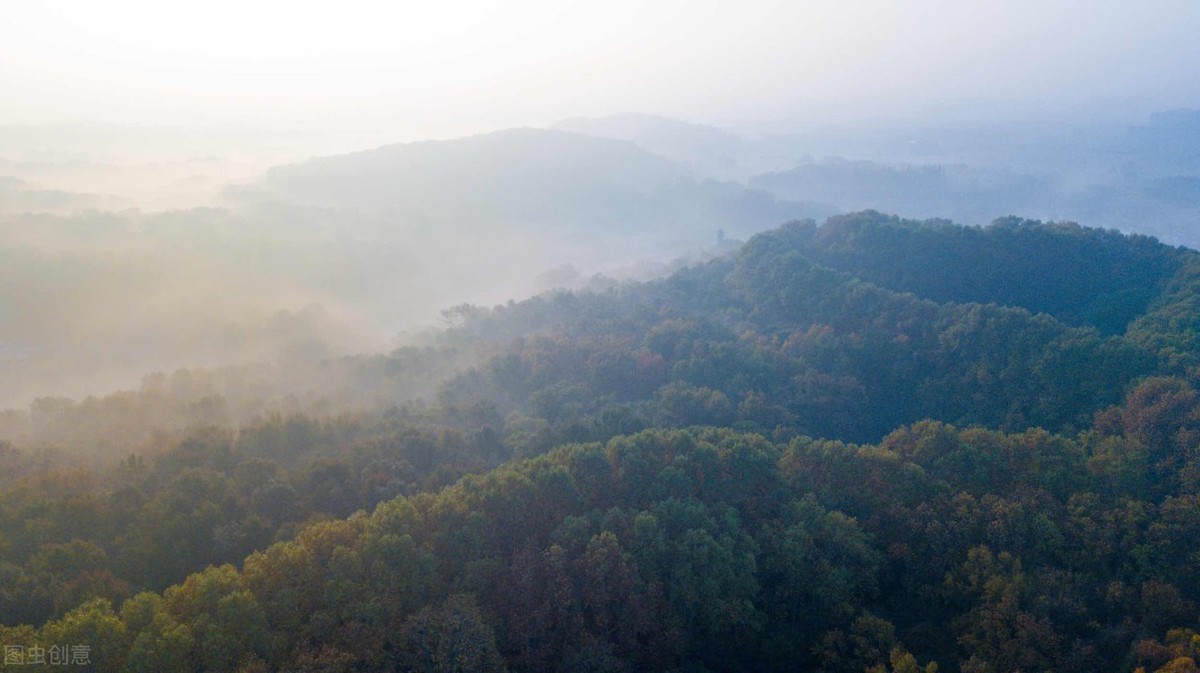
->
left=436, top=212, right=1196, bottom=445
left=11, top=397, right=1200, bottom=672
left=789, top=211, right=1182, bottom=335
left=8, top=213, right=1200, bottom=672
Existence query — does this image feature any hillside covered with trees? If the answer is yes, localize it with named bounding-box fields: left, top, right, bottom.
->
left=5, top=213, right=1200, bottom=672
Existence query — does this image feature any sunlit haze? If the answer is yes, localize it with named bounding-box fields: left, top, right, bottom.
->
left=3, top=0, right=1198, bottom=136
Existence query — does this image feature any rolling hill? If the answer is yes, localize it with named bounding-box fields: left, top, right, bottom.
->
left=229, top=127, right=833, bottom=241
left=6, top=213, right=1200, bottom=672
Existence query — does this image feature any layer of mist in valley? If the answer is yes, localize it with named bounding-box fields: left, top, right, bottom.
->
left=4, top=108, right=1200, bottom=418
left=3, top=0, right=1199, bottom=448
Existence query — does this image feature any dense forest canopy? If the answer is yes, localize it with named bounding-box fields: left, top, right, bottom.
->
left=5, top=213, right=1200, bottom=671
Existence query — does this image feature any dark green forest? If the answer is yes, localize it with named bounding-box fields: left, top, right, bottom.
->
left=6, top=212, right=1200, bottom=672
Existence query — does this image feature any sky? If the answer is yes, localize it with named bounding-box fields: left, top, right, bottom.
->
left=2, top=0, right=1199, bottom=138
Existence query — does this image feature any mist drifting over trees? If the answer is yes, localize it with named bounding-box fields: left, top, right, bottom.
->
left=3, top=2, right=1200, bottom=671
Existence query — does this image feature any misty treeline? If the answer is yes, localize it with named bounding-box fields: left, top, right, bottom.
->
left=0, top=205, right=407, bottom=407
left=7, top=109, right=1200, bottom=411
left=6, top=214, right=1200, bottom=671
left=0, top=204, right=675, bottom=411
left=0, top=126, right=839, bottom=410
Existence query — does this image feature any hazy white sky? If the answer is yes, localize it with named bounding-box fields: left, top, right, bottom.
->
left=2, top=0, right=1198, bottom=137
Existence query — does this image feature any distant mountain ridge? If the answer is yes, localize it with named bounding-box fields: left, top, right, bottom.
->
left=230, top=127, right=833, bottom=240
